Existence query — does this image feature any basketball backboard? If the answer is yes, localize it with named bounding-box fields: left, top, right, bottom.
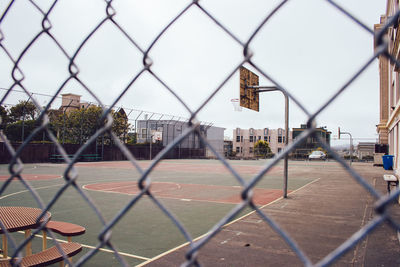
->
left=239, top=66, right=259, bottom=112
left=152, top=131, right=163, bottom=142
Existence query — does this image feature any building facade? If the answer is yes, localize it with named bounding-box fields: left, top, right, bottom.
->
left=137, top=120, right=225, bottom=158
left=61, top=94, right=90, bottom=112
left=292, top=124, right=331, bottom=156
left=224, top=140, right=233, bottom=157
left=232, top=128, right=292, bottom=158
left=357, top=142, right=375, bottom=160
left=375, top=2, right=400, bottom=170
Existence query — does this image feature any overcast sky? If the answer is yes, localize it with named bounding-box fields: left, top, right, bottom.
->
left=0, top=0, right=386, bottom=146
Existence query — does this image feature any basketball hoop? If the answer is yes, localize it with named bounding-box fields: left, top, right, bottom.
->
left=231, top=98, right=242, bottom=112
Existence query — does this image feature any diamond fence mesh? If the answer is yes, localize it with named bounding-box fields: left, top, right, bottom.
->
left=0, top=0, right=399, bottom=266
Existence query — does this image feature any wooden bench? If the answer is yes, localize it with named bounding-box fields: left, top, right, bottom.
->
left=383, top=174, right=399, bottom=193
left=0, top=242, right=82, bottom=267
left=40, top=221, right=86, bottom=250
left=49, top=154, right=75, bottom=163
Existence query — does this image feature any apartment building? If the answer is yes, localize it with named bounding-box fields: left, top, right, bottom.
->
left=60, top=93, right=90, bottom=112
left=232, top=128, right=292, bottom=158
left=292, top=124, right=331, bottom=156
left=375, top=1, right=400, bottom=170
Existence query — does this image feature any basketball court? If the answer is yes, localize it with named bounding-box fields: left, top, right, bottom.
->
left=0, top=159, right=317, bottom=266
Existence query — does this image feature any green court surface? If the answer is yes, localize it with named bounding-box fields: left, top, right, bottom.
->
left=0, top=159, right=318, bottom=266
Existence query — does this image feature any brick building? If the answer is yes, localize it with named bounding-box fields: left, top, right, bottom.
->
left=375, top=2, right=400, bottom=170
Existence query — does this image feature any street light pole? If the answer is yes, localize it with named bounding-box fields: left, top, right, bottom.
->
left=245, top=86, right=289, bottom=198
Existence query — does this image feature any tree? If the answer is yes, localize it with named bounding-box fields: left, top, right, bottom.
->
left=8, top=101, right=39, bottom=122
left=254, top=140, right=272, bottom=158
left=3, top=102, right=44, bottom=142
left=4, top=120, right=41, bottom=142
left=0, top=105, right=8, bottom=129
left=49, top=105, right=130, bottom=144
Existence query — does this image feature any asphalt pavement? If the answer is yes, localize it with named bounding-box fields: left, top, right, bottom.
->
left=143, top=162, right=400, bottom=267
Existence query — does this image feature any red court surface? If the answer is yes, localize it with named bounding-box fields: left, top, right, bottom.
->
left=0, top=174, right=61, bottom=181
left=83, top=181, right=289, bottom=206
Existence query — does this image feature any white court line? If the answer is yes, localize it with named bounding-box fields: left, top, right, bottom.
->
left=137, top=178, right=321, bottom=266
left=82, top=182, right=182, bottom=195
left=17, top=232, right=150, bottom=261
left=0, top=183, right=65, bottom=200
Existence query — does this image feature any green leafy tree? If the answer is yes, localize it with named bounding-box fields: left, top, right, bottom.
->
left=0, top=105, right=8, bottom=129
left=126, top=132, right=137, bottom=144
left=5, top=120, right=36, bottom=142
left=3, top=102, right=44, bottom=142
left=49, top=106, right=130, bottom=144
left=254, top=140, right=272, bottom=158
left=63, top=106, right=103, bottom=144
left=8, top=101, right=39, bottom=122
left=112, top=109, right=130, bottom=143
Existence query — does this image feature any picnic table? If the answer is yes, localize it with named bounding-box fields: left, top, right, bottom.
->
left=0, top=206, right=83, bottom=267
left=0, top=206, right=50, bottom=258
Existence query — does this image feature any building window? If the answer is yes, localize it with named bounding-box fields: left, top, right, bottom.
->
left=236, top=147, right=240, bottom=153
left=258, top=136, right=261, bottom=140
left=240, top=147, right=243, bottom=153
left=236, top=136, right=240, bottom=142
left=278, top=148, right=282, bottom=153
left=278, top=136, right=282, bottom=143
left=241, top=136, right=243, bottom=142
left=264, top=136, right=268, bottom=141
left=250, top=128, right=254, bottom=135
left=141, top=128, right=147, bottom=138
left=236, top=128, right=241, bottom=135
left=264, top=128, right=269, bottom=136
left=250, top=136, right=254, bottom=142
left=249, top=147, right=253, bottom=153
left=269, top=136, right=271, bottom=142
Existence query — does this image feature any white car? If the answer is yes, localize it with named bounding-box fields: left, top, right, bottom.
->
left=308, top=151, right=326, bottom=160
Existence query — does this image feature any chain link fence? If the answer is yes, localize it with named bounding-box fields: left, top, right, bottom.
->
left=0, top=0, right=399, bottom=266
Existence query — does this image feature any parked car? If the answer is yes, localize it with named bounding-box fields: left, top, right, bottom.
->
left=308, top=150, right=326, bottom=160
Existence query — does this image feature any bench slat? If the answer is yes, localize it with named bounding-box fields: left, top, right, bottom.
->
left=383, top=174, right=398, bottom=182
left=46, top=221, right=86, bottom=237
left=0, top=242, right=82, bottom=267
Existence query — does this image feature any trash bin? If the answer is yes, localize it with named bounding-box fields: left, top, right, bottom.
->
left=382, top=155, right=394, bottom=170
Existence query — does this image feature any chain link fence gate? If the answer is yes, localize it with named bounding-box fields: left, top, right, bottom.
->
left=0, top=0, right=399, bottom=266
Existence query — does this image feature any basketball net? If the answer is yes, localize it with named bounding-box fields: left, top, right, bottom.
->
left=231, top=98, right=242, bottom=112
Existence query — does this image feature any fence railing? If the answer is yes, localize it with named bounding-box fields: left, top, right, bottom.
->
left=1, top=1, right=399, bottom=266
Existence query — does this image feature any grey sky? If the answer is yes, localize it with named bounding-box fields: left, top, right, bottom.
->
left=0, top=0, right=386, bottom=146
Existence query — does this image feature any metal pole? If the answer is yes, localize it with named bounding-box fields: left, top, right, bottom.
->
left=21, top=108, right=25, bottom=142
left=150, top=134, right=152, bottom=160
left=248, top=86, right=290, bottom=198
left=21, top=94, right=33, bottom=142
left=62, top=99, right=74, bottom=144
left=283, top=93, right=289, bottom=198
left=340, top=131, right=353, bottom=165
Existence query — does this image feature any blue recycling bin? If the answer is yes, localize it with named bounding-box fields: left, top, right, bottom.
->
left=382, top=155, right=394, bottom=170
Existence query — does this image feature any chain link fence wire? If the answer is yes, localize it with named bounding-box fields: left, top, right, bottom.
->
left=0, top=0, right=399, bottom=266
